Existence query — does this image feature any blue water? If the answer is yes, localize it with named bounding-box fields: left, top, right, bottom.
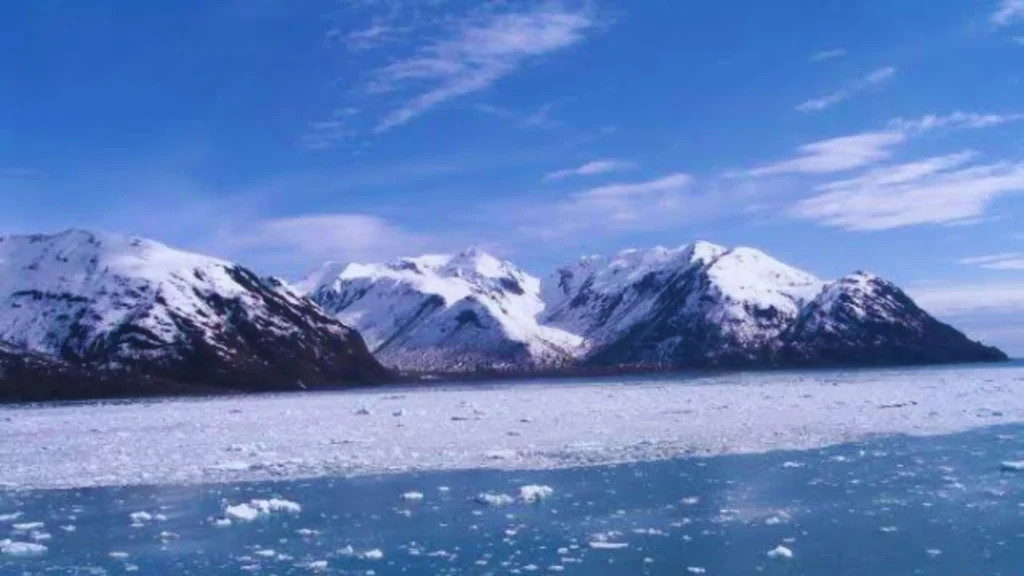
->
left=3, top=424, right=1024, bottom=575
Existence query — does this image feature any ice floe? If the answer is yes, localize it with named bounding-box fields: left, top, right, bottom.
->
left=0, top=539, right=47, bottom=557
left=3, top=365, right=1024, bottom=489
left=519, top=485, right=554, bottom=503
left=767, top=545, right=794, bottom=559
left=223, top=498, right=301, bottom=522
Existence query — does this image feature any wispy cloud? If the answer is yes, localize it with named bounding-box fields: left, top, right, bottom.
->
left=958, top=252, right=1024, bottom=269
left=748, top=131, right=907, bottom=176
left=748, top=110, right=1020, bottom=177
left=345, top=22, right=408, bottom=51
left=221, top=213, right=442, bottom=272
left=910, top=282, right=1024, bottom=315
left=993, top=0, right=1024, bottom=26
left=369, top=4, right=597, bottom=132
left=809, top=49, right=846, bottom=62
left=796, top=66, right=896, bottom=112
left=888, top=111, right=1024, bottom=133
left=475, top=102, right=560, bottom=129
left=790, top=154, right=1024, bottom=230
left=543, top=159, right=635, bottom=181
left=300, top=107, right=360, bottom=150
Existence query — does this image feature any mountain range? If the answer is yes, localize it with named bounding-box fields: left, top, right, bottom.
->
left=0, top=230, right=1006, bottom=400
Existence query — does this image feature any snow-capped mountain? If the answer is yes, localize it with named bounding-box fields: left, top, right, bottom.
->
left=304, top=248, right=583, bottom=371
left=780, top=272, right=1006, bottom=365
left=0, top=230, right=388, bottom=399
left=304, top=241, right=1005, bottom=372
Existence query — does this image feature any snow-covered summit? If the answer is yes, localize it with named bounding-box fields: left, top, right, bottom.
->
left=0, top=229, right=387, bottom=398
left=305, top=248, right=583, bottom=372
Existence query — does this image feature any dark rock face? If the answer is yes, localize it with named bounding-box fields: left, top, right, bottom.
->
left=779, top=274, right=1007, bottom=366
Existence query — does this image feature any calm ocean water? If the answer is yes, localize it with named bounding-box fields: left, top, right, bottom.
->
left=3, top=421, right=1023, bottom=575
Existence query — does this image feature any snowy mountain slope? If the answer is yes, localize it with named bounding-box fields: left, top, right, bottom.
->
left=305, top=248, right=583, bottom=371
left=582, top=244, right=826, bottom=366
left=780, top=272, right=1007, bottom=365
left=0, top=230, right=388, bottom=395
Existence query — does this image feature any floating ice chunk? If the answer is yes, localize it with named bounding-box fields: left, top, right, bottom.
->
left=30, top=531, right=50, bottom=541
left=476, top=493, right=515, bottom=507
left=60, top=525, right=76, bottom=532
left=305, top=560, right=328, bottom=570
left=0, top=512, right=23, bottom=522
left=782, top=461, right=805, bottom=468
left=361, top=549, right=384, bottom=560
left=437, top=486, right=450, bottom=493
left=0, top=540, right=47, bottom=557
left=12, top=522, right=44, bottom=531
left=686, top=568, right=706, bottom=574
left=926, top=549, right=942, bottom=557
left=548, top=566, right=564, bottom=572
left=212, top=518, right=232, bottom=527
left=400, top=491, right=424, bottom=502
left=109, top=551, right=130, bottom=559
left=254, top=549, right=276, bottom=558
left=1000, top=461, right=1024, bottom=472
left=588, top=541, right=628, bottom=550
left=880, top=526, right=898, bottom=533
left=767, top=545, right=793, bottom=559
left=519, top=485, right=553, bottom=503
left=129, top=511, right=153, bottom=523
left=680, top=497, right=699, bottom=505
left=297, top=528, right=319, bottom=537
left=224, top=498, right=302, bottom=522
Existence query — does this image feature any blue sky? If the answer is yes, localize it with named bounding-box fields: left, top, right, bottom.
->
left=2, top=1, right=1024, bottom=352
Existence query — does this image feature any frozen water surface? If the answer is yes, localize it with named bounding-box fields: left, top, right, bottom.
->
left=0, top=365, right=1023, bottom=574
left=2, top=365, right=1023, bottom=490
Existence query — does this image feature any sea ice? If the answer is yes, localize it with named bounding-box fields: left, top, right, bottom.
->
left=224, top=498, right=301, bottom=522
left=3, top=366, right=1024, bottom=490
left=400, top=491, right=424, bottom=502
left=999, top=461, right=1024, bottom=472
left=0, top=540, right=47, bottom=557
left=767, top=545, right=794, bottom=559
left=519, top=485, right=554, bottom=503
left=476, top=493, right=515, bottom=507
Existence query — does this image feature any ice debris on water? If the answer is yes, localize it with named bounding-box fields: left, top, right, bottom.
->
left=1000, top=461, right=1024, bottom=472
left=686, top=568, right=706, bottom=574
left=0, top=512, right=23, bottom=522
left=400, top=491, right=424, bottom=502
left=767, top=545, right=794, bottom=559
left=223, top=498, right=301, bottom=522
left=519, top=485, right=554, bottom=503
left=0, top=539, right=48, bottom=557
left=337, top=545, right=383, bottom=560
left=476, top=493, right=515, bottom=507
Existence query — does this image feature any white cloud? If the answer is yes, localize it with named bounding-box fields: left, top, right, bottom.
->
left=958, top=252, right=1024, bottom=269
left=223, top=214, right=439, bottom=269
left=796, top=66, right=896, bottom=112
left=790, top=155, right=1024, bottom=230
left=301, top=107, right=360, bottom=149
left=748, top=131, right=907, bottom=176
left=809, top=49, right=846, bottom=62
left=345, top=23, right=406, bottom=51
left=910, top=282, right=1024, bottom=315
left=577, top=173, right=693, bottom=199
left=369, top=5, right=596, bottom=132
left=888, top=111, right=1024, bottom=133
left=749, top=111, right=1020, bottom=177
left=993, top=0, right=1024, bottom=26
left=544, top=159, right=635, bottom=181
